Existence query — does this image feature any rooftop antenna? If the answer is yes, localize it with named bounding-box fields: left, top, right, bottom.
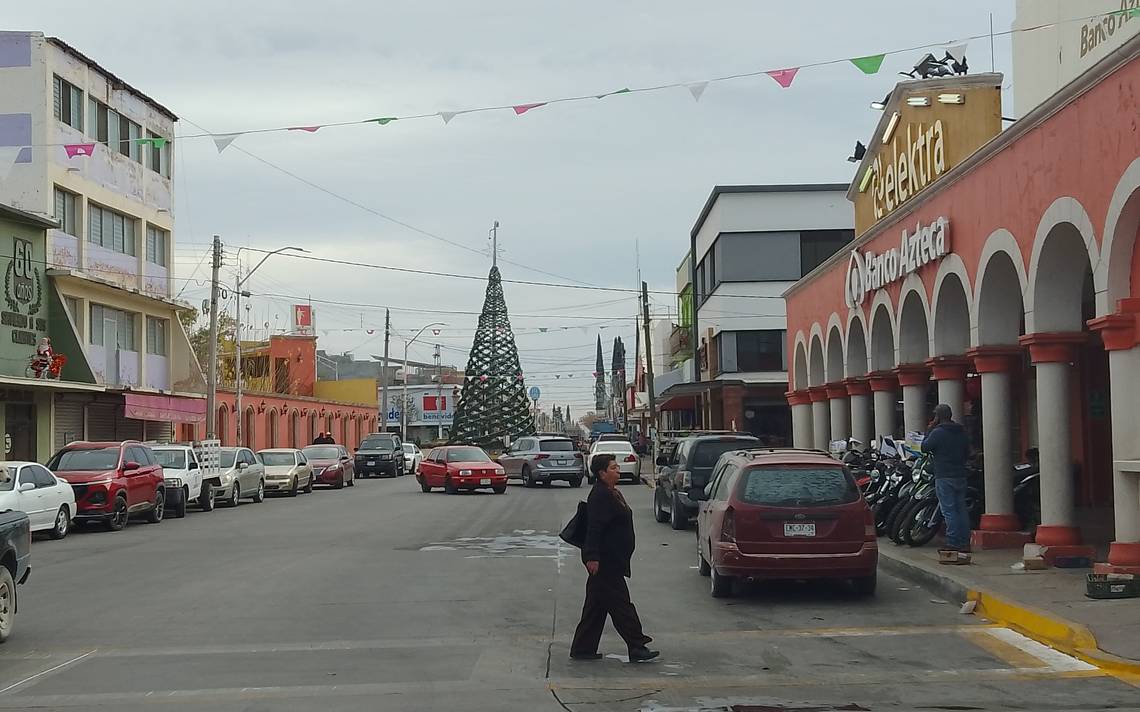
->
left=488, top=220, right=501, bottom=268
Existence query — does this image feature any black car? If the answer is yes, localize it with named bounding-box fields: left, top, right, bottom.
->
left=354, top=433, right=405, bottom=478
left=652, top=433, right=759, bottom=530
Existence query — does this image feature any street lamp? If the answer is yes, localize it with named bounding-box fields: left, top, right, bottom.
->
left=234, top=246, right=308, bottom=447
left=401, top=322, right=445, bottom=441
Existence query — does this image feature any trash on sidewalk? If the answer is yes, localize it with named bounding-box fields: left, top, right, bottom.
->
left=938, top=548, right=972, bottom=565
left=959, top=600, right=977, bottom=614
left=1086, top=572, right=1140, bottom=600
left=1023, top=556, right=1049, bottom=570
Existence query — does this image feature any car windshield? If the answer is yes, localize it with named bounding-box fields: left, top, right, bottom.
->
left=259, top=452, right=296, bottom=466
left=48, top=447, right=120, bottom=471
left=152, top=450, right=186, bottom=469
left=594, top=442, right=634, bottom=453
left=219, top=451, right=237, bottom=469
left=303, top=446, right=341, bottom=460
left=539, top=440, right=574, bottom=452
left=446, top=447, right=490, bottom=463
left=0, top=467, right=14, bottom=491
left=360, top=438, right=393, bottom=449
left=402, top=444, right=415, bottom=453
left=739, top=467, right=859, bottom=507
left=691, top=440, right=758, bottom=469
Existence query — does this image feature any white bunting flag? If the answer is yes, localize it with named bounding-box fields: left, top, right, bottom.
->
left=439, top=111, right=458, bottom=125
left=687, top=81, right=708, bottom=102
left=0, top=147, right=22, bottom=181
left=213, top=133, right=241, bottom=153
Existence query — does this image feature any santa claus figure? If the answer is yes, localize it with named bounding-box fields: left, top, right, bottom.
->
left=31, top=337, right=53, bottom=379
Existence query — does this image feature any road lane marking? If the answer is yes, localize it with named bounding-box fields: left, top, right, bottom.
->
left=962, top=629, right=1049, bottom=669
left=983, top=627, right=1098, bottom=672
left=0, top=650, right=95, bottom=696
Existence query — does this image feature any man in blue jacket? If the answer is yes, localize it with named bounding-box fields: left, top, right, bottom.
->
left=921, top=404, right=972, bottom=552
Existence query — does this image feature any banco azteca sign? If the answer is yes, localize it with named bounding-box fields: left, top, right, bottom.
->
left=844, top=216, right=950, bottom=309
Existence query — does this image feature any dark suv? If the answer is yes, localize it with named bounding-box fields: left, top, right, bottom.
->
left=354, top=433, right=404, bottom=478
left=653, top=434, right=759, bottom=530
left=46, top=441, right=166, bottom=531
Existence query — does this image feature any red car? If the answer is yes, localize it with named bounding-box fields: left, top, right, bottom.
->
left=418, top=446, right=507, bottom=494
left=46, top=441, right=166, bottom=531
left=300, top=445, right=355, bottom=489
left=695, top=448, right=877, bottom=598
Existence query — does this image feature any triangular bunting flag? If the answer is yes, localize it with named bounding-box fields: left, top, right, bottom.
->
left=945, top=43, right=967, bottom=63
left=0, top=147, right=21, bottom=181
left=289, top=126, right=321, bottom=132
left=850, top=54, right=886, bottom=75
left=371, top=117, right=398, bottom=125
left=213, top=133, right=240, bottom=153
left=63, top=143, right=96, bottom=158
left=766, top=68, right=799, bottom=88
left=138, top=137, right=168, bottom=149
left=538, top=327, right=548, bottom=333
left=512, top=102, right=546, bottom=115
left=687, top=81, right=708, bottom=101
left=596, top=88, right=632, bottom=99
left=439, top=111, right=457, bottom=125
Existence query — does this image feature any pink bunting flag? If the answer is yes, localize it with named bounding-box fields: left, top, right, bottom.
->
left=512, top=102, right=546, bottom=115
left=63, top=143, right=96, bottom=158
left=289, top=126, right=321, bottom=133
left=766, top=67, right=799, bottom=89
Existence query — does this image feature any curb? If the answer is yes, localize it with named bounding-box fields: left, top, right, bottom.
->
left=880, top=549, right=1140, bottom=676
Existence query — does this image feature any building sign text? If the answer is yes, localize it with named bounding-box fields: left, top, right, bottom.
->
left=844, top=217, right=950, bottom=309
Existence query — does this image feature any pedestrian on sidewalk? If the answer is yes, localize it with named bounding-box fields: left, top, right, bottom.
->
left=922, top=403, right=972, bottom=552
left=570, top=453, right=659, bottom=663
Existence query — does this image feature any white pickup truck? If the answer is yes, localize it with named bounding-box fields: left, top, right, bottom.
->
left=148, top=441, right=222, bottom=518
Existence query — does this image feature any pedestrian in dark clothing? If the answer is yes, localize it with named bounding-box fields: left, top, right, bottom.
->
left=922, top=403, right=972, bottom=551
left=570, top=453, right=659, bottom=662
left=313, top=432, right=334, bottom=445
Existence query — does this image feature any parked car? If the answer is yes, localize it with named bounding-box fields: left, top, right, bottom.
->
left=418, top=446, right=507, bottom=494
left=653, top=434, right=760, bottom=530
left=354, top=434, right=404, bottom=478
left=149, top=444, right=220, bottom=517
left=401, top=443, right=423, bottom=475
left=46, top=441, right=166, bottom=531
left=0, top=509, right=31, bottom=643
left=595, top=433, right=628, bottom=443
left=498, top=435, right=584, bottom=488
left=257, top=449, right=313, bottom=496
left=587, top=441, right=641, bottom=484
left=694, top=448, right=878, bottom=598
left=0, top=462, right=75, bottom=539
left=215, top=447, right=266, bottom=507
left=302, top=444, right=355, bottom=489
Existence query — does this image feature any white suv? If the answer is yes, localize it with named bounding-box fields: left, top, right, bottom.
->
left=149, top=444, right=221, bottom=517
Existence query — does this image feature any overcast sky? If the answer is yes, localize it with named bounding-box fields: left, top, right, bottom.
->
left=11, top=1, right=1016, bottom=413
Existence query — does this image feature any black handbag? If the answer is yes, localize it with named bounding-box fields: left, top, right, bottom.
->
left=560, top=501, right=588, bottom=548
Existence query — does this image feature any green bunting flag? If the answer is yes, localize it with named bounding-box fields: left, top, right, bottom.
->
left=138, top=137, right=168, bottom=149
left=596, top=88, right=631, bottom=99
left=371, top=117, right=398, bottom=125
left=850, top=54, right=886, bottom=75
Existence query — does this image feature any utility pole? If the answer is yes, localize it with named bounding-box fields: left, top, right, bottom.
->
left=381, top=309, right=390, bottom=433
left=641, top=281, right=657, bottom=442
left=205, top=235, right=222, bottom=439
left=435, top=343, right=443, bottom=439
left=489, top=220, right=500, bottom=268
left=235, top=263, right=246, bottom=447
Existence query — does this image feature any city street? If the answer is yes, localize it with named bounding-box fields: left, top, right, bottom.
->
left=1, top=477, right=1136, bottom=712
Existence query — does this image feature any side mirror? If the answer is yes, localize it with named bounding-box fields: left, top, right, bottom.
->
left=655, top=455, right=669, bottom=466
left=123, top=461, right=140, bottom=472
left=18, top=482, right=35, bottom=492
left=237, top=462, right=248, bottom=470
left=188, top=461, right=199, bottom=470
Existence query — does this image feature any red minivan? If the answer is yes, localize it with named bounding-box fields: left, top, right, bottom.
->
left=46, top=441, right=166, bottom=531
left=695, top=448, right=877, bottom=598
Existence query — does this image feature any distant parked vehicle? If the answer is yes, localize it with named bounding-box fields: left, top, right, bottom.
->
left=498, top=436, right=584, bottom=488
left=215, top=447, right=266, bottom=507
left=401, top=443, right=423, bottom=475
left=0, top=508, right=31, bottom=643
left=354, top=434, right=404, bottom=478
left=0, top=462, right=75, bottom=539
left=302, top=445, right=355, bottom=489
left=149, top=443, right=220, bottom=517
left=46, top=441, right=166, bottom=531
left=653, top=434, right=759, bottom=531
left=588, top=440, right=641, bottom=484
left=257, top=449, right=313, bottom=496
left=418, top=446, right=507, bottom=494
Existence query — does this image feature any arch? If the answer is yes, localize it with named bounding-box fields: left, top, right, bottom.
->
left=897, top=276, right=931, bottom=364
left=243, top=406, right=256, bottom=449
left=808, top=327, right=826, bottom=387
left=1026, top=197, right=1101, bottom=332
left=932, top=267, right=971, bottom=357
left=975, top=231, right=1028, bottom=346
left=1102, top=158, right=1140, bottom=306
left=825, top=322, right=844, bottom=384
left=307, top=413, right=317, bottom=443
left=340, top=415, right=349, bottom=444
left=289, top=409, right=300, bottom=448
left=267, top=408, right=279, bottom=448
left=870, top=299, right=896, bottom=372
left=216, top=406, right=229, bottom=446
left=793, top=337, right=809, bottom=391
left=845, top=310, right=869, bottom=377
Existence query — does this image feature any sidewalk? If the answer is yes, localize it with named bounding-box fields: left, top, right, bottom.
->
left=879, top=545, right=1140, bottom=674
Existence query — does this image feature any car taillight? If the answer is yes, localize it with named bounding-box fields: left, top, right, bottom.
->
left=721, top=507, right=736, bottom=544
left=624, top=454, right=637, bottom=463
left=574, top=452, right=583, bottom=459
left=535, top=454, right=550, bottom=460
left=864, top=507, right=876, bottom=539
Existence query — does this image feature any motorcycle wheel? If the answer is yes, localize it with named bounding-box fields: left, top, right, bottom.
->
left=904, top=500, right=942, bottom=547
left=873, top=497, right=896, bottom=537
left=887, top=496, right=912, bottom=544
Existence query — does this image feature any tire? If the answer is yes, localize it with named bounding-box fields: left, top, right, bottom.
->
left=253, top=480, right=265, bottom=503
left=420, top=480, right=432, bottom=493
left=334, top=473, right=345, bottom=490
left=444, top=477, right=458, bottom=495
left=669, top=493, right=687, bottom=531
left=710, top=566, right=734, bottom=598
left=653, top=491, right=669, bottom=523
left=106, top=495, right=129, bottom=531
left=199, top=483, right=215, bottom=511
left=171, top=487, right=188, bottom=518
left=905, top=500, right=941, bottom=547
left=885, top=497, right=909, bottom=544
left=304, top=476, right=313, bottom=494
left=145, top=489, right=165, bottom=523
left=49, top=505, right=70, bottom=540
left=522, top=466, right=534, bottom=488
left=852, top=572, right=877, bottom=597
left=289, top=478, right=299, bottom=497
left=570, top=477, right=583, bottom=488
left=0, top=566, right=14, bottom=644
left=227, top=482, right=241, bottom=507
left=493, top=485, right=507, bottom=494
left=697, top=539, right=711, bottom=577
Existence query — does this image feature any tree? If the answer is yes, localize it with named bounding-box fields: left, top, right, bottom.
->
left=594, top=336, right=606, bottom=412
left=181, top=307, right=236, bottom=379
left=449, top=266, right=536, bottom=449
left=578, top=411, right=605, bottom=431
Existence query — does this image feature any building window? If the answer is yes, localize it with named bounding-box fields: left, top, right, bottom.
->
left=717, top=330, right=786, bottom=374
left=89, top=303, right=137, bottom=351
left=800, top=230, right=854, bottom=276
left=87, top=203, right=137, bottom=256
left=146, top=131, right=171, bottom=177
left=146, top=316, right=167, bottom=356
left=53, top=187, right=79, bottom=236
left=52, top=76, right=83, bottom=130
left=88, top=100, right=142, bottom=162
left=145, top=225, right=168, bottom=266
left=64, top=296, right=81, bottom=332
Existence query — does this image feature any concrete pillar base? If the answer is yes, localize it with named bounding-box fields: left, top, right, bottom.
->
left=971, top=529, right=1032, bottom=550
left=1106, top=541, right=1140, bottom=568
left=1034, top=524, right=1083, bottom=547
left=979, top=513, right=1023, bottom=532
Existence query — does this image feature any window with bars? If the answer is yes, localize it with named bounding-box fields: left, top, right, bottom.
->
left=145, top=225, right=168, bottom=266
left=53, top=187, right=79, bottom=237
left=52, top=75, right=83, bottom=130
left=146, top=316, right=167, bottom=356
left=87, top=203, right=137, bottom=256
left=89, top=303, right=137, bottom=351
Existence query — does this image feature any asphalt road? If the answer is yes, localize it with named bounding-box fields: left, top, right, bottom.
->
left=1, top=475, right=1136, bottom=711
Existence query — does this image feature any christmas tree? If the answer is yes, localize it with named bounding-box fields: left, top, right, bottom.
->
left=450, top=266, right=536, bottom=449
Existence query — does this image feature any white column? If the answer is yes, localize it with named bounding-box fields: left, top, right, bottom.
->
left=811, top=397, right=830, bottom=451
left=936, top=379, right=964, bottom=423
left=791, top=403, right=813, bottom=449
left=1109, top=346, right=1140, bottom=553
left=872, top=389, right=896, bottom=440
left=1035, top=360, right=1076, bottom=532
left=979, top=369, right=1014, bottom=519
left=829, top=394, right=850, bottom=442
left=901, top=384, right=927, bottom=436
left=850, top=392, right=873, bottom=446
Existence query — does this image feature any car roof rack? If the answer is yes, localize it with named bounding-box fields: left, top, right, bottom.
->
left=737, top=447, right=834, bottom=458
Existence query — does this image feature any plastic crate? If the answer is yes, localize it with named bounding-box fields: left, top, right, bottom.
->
left=1085, top=573, right=1140, bottom=599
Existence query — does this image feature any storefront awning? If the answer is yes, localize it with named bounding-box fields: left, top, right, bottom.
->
left=659, top=394, right=698, bottom=412
left=124, top=393, right=206, bottom=423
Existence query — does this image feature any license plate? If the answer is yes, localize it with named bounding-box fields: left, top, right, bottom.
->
left=480, top=478, right=491, bottom=485
left=557, top=460, right=569, bottom=466
left=367, top=460, right=376, bottom=466
left=784, top=522, right=816, bottom=537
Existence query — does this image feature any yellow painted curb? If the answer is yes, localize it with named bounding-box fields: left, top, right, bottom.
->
left=968, top=588, right=1140, bottom=676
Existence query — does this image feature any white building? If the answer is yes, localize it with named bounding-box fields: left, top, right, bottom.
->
left=0, top=32, right=204, bottom=444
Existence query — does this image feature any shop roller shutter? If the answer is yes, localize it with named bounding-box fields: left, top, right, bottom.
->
left=86, top=404, right=118, bottom=441
left=144, top=420, right=173, bottom=443
left=53, top=395, right=86, bottom=451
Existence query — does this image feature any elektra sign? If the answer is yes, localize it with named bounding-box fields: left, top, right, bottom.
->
left=844, top=216, right=950, bottom=309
